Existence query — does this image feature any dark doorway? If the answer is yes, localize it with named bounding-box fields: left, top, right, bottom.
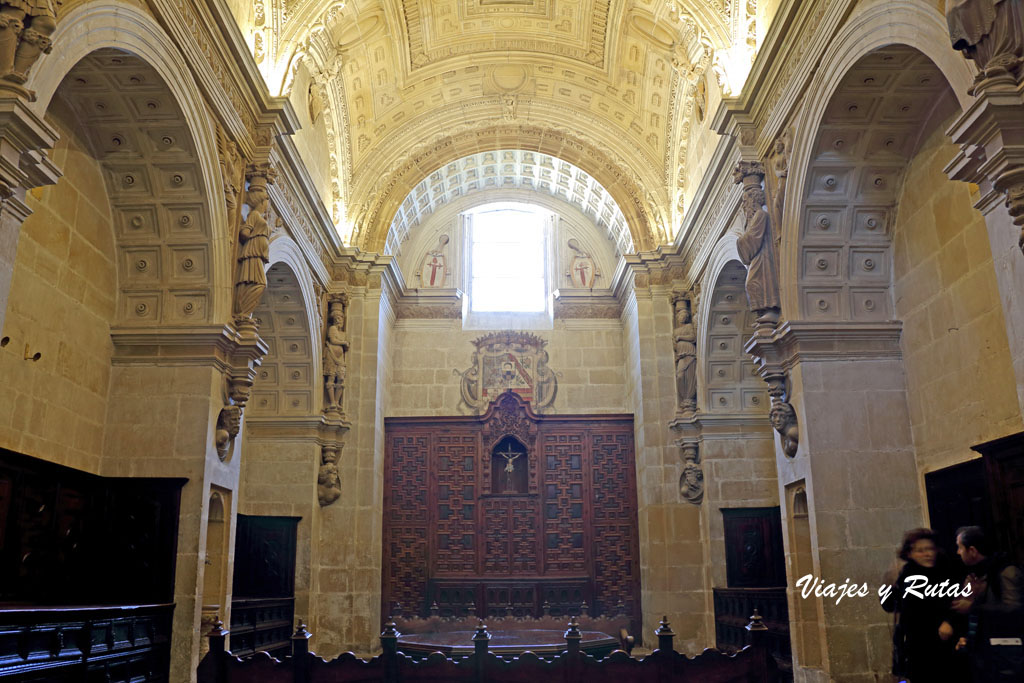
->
left=924, top=458, right=991, bottom=560
left=230, top=514, right=300, bottom=658
left=715, top=507, right=790, bottom=680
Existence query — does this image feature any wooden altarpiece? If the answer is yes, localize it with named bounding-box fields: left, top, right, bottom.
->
left=382, top=392, right=641, bottom=629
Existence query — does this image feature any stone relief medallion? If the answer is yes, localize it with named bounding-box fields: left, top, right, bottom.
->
left=456, top=332, right=558, bottom=411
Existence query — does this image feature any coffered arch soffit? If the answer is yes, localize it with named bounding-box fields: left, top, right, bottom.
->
left=386, top=149, right=634, bottom=257
left=789, top=45, right=957, bottom=323
left=47, top=49, right=224, bottom=326
left=351, top=123, right=667, bottom=253
left=778, top=0, right=975, bottom=318
left=249, top=261, right=319, bottom=416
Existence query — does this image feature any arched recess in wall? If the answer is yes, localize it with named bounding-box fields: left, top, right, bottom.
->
left=29, top=1, right=231, bottom=321
left=779, top=0, right=974, bottom=316
left=698, top=241, right=766, bottom=416
left=248, top=257, right=319, bottom=417
left=789, top=43, right=1019, bottom=468
left=37, top=49, right=220, bottom=326
left=201, top=487, right=231, bottom=645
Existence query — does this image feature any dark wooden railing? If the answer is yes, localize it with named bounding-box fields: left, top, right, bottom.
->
left=0, top=603, right=174, bottom=682
left=197, top=612, right=779, bottom=683
left=713, top=588, right=790, bottom=679
left=230, top=598, right=295, bottom=660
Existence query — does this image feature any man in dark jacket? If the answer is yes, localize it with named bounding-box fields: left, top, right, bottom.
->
left=952, top=526, right=1024, bottom=682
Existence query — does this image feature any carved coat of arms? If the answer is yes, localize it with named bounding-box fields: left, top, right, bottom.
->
left=456, top=332, right=558, bottom=412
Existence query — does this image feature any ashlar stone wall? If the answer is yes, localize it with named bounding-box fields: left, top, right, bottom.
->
left=892, top=116, right=1020, bottom=473
left=0, top=106, right=115, bottom=473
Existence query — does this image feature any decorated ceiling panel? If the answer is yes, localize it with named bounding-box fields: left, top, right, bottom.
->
left=245, top=0, right=762, bottom=252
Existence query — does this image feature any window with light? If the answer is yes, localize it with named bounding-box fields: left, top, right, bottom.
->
left=466, top=204, right=550, bottom=317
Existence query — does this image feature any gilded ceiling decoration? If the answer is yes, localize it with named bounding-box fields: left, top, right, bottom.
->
left=245, top=0, right=758, bottom=252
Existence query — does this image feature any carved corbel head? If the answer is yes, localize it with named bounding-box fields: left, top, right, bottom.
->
left=215, top=404, right=242, bottom=461
left=677, top=441, right=703, bottom=505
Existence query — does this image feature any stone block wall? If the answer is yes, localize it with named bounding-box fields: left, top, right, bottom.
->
left=621, top=287, right=709, bottom=652
left=387, top=318, right=627, bottom=417
left=0, top=110, right=114, bottom=473
left=892, top=118, right=1020, bottom=473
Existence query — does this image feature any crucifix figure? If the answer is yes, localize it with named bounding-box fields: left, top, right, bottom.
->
left=497, top=444, right=523, bottom=493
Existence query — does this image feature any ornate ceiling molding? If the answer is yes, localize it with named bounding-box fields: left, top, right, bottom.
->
left=351, top=123, right=662, bottom=253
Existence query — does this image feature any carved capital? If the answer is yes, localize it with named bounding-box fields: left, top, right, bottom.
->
left=732, top=160, right=766, bottom=189
left=245, top=162, right=277, bottom=187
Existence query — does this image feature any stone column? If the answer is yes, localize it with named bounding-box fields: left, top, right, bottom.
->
left=944, top=0, right=1024, bottom=419
left=0, top=97, right=59, bottom=334
left=747, top=321, right=922, bottom=682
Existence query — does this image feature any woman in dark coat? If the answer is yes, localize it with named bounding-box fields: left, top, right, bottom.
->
left=882, top=528, right=964, bottom=682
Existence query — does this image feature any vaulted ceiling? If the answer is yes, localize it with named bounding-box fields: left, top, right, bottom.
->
left=241, top=0, right=758, bottom=252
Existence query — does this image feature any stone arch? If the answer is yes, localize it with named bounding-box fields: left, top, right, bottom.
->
left=385, top=150, right=634, bottom=258
left=30, top=1, right=230, bottom=321
left=787, top=44, right=959, bottom=323
left=700, top=259, right=765, bottom=415
left=351, top=124, right=659, bottom=254
left=249, top=260, right=319, bottom=416
left=779, top=0, right=975, bottom=317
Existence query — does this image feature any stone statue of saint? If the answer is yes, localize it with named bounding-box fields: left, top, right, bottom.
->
left=674, top=299, right=697, bottom=415
left=0, top=0, right=56, bottom=92
left=235, top=167, right=275, bottom=321
left=734, top=162, right=781, bottom=328
left=323, top=300, right=348, bottom=413
left=946, top=0, right=1023, bottom=88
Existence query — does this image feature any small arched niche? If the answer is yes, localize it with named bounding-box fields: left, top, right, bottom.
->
left=491, top=435, right=529, bottom=495
left=202, top=488, right=230, bottom=616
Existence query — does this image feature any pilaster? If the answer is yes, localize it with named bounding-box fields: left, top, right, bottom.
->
left=747, top=321, right=921, bottom=681
left=0, top=96, right=59, bottom=334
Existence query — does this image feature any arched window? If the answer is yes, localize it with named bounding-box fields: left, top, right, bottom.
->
left=463, top=202, right=553, bottom=329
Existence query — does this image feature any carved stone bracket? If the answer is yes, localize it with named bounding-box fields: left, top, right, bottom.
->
left=744, top=326, right=798, bottom=458
left=944, top=1, right=1024, bottom=252
left=318, top=445, right=341, bottom=506
left=676, top=439, right=703, bottom=505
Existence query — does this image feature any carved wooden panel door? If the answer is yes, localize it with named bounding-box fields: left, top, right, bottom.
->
left=382, top=392, right=640, bottom=622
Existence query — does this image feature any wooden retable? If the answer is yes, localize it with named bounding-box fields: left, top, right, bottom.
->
left=396, top=629, right=619, bottom=660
